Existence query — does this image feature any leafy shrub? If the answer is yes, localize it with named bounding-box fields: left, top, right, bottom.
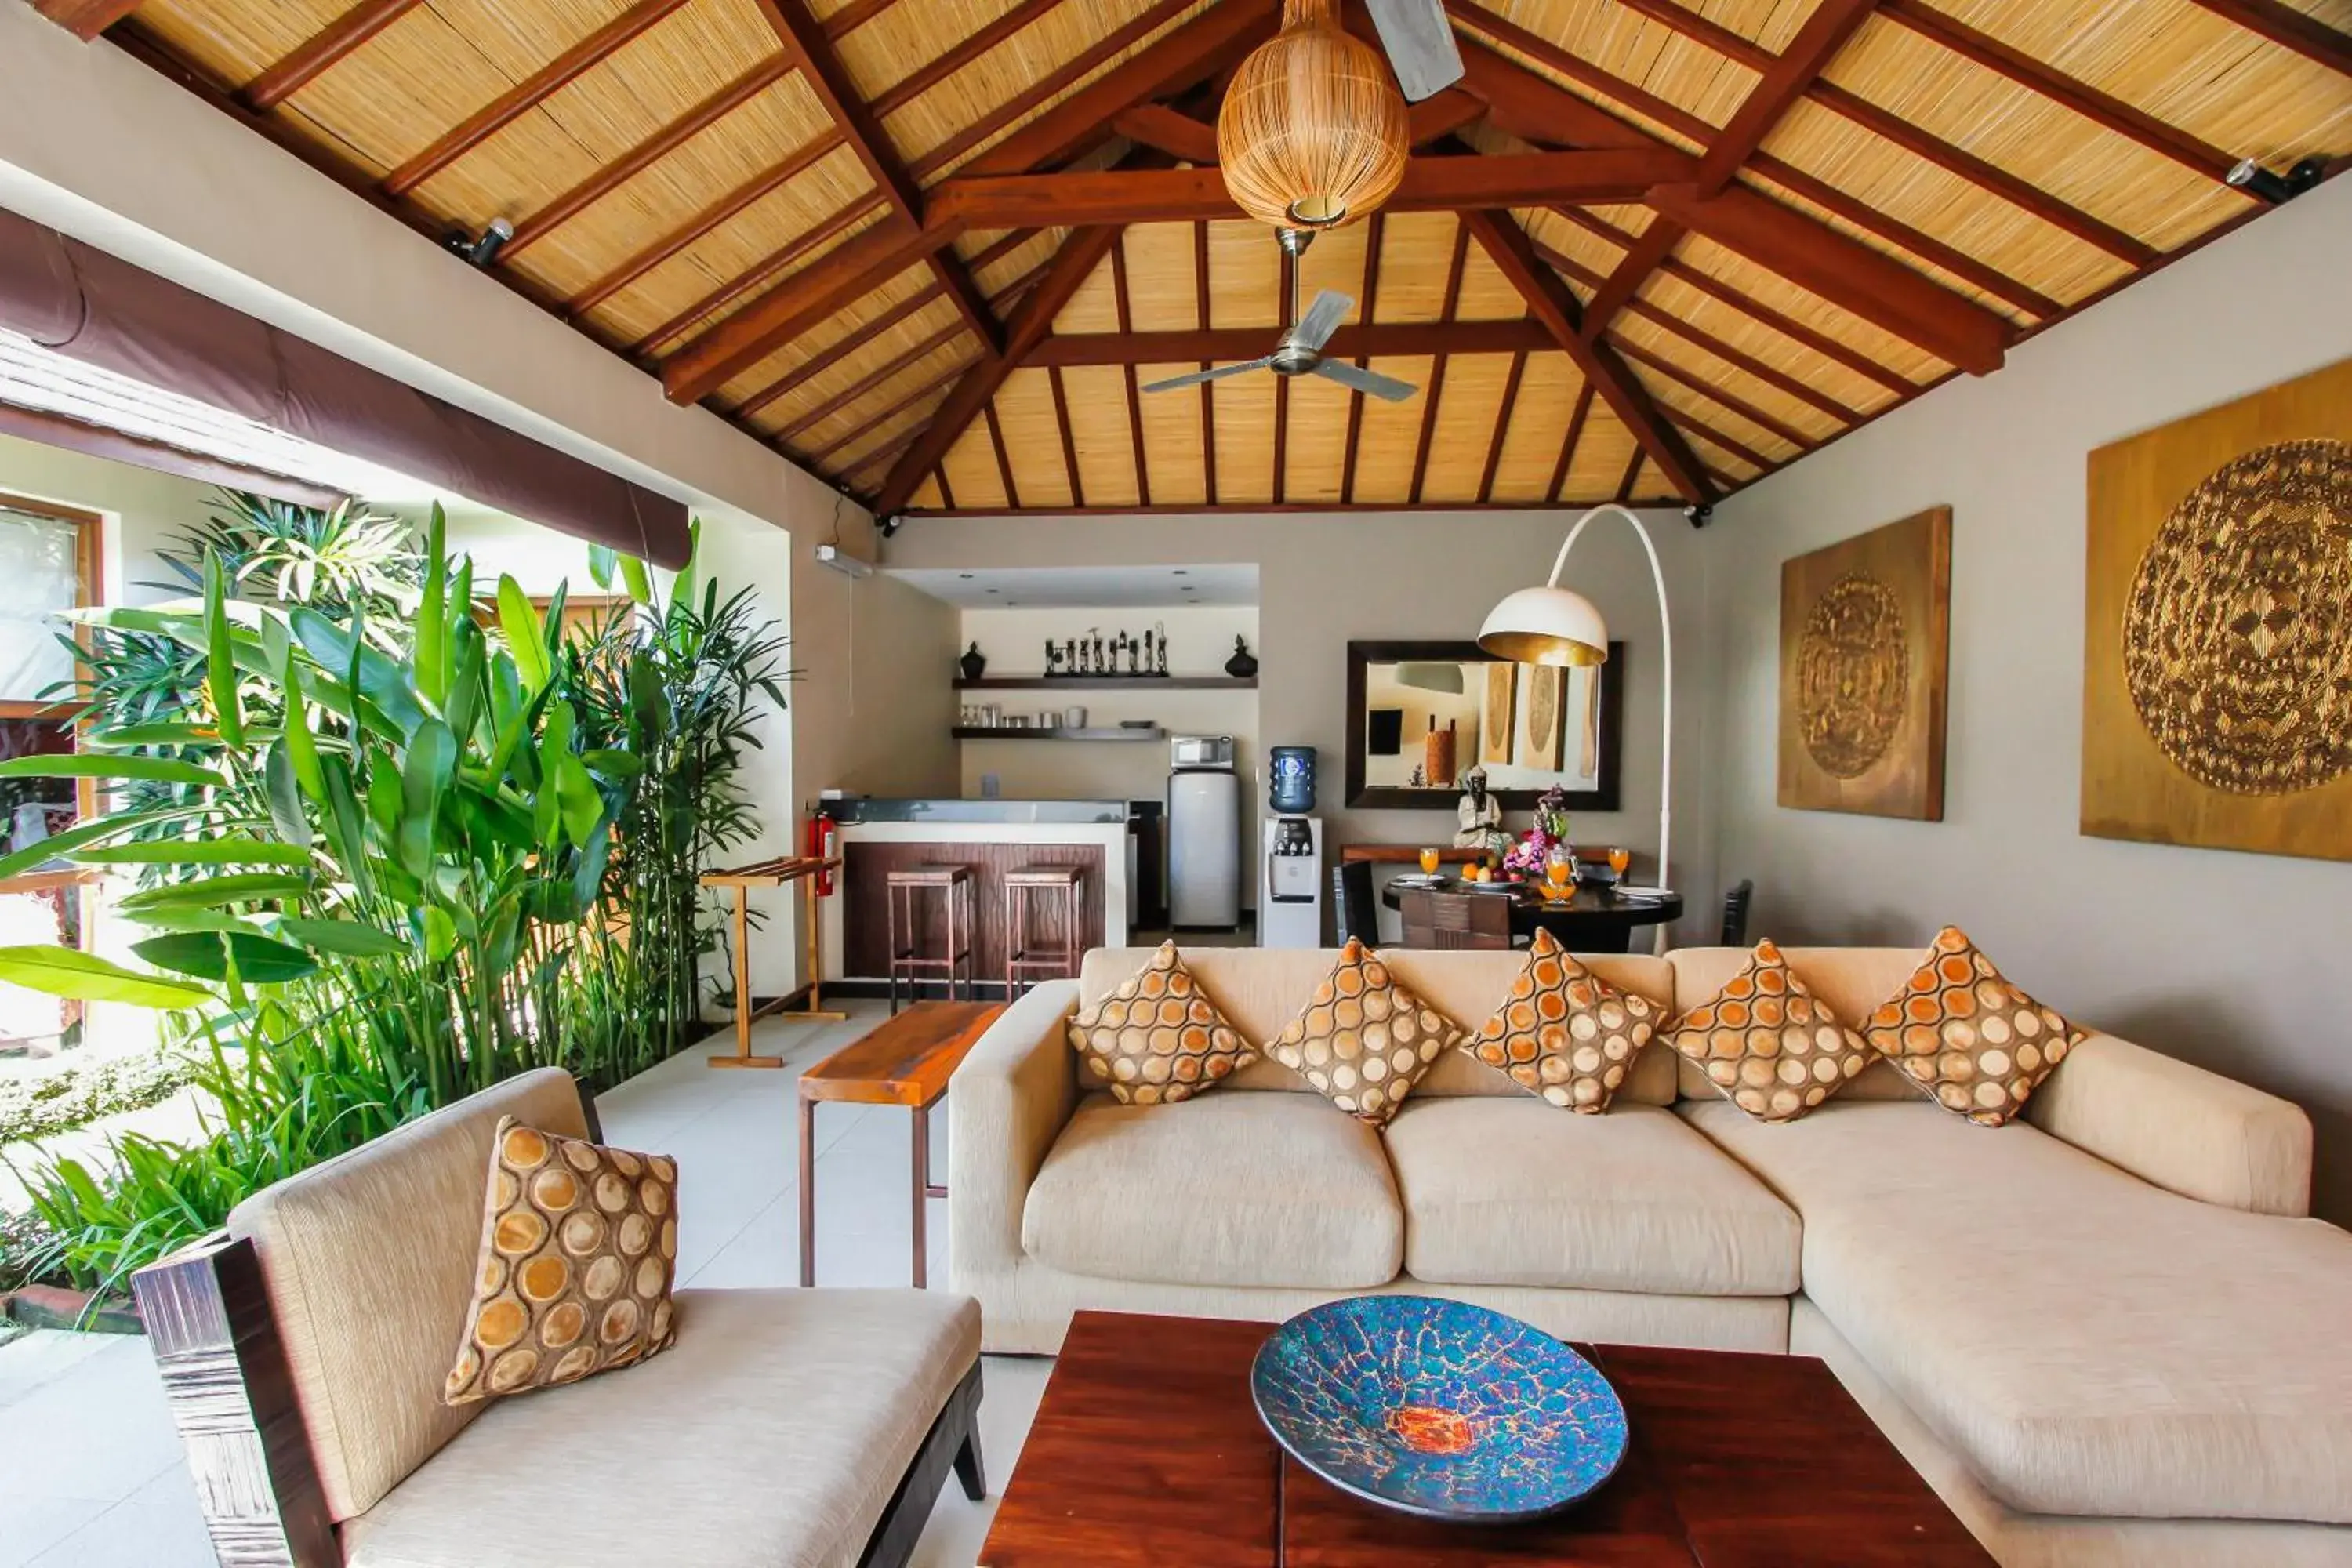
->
left=0, top=1047, right=198, bottom=1147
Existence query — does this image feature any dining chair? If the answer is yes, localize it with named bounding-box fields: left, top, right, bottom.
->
left=1397, top=888, right=1514, bottom=950
left=1720, top=879, right=1755, bottom=946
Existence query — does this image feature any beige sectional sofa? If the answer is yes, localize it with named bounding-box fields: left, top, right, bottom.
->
left=948, top=946, right=2352, bottom=1568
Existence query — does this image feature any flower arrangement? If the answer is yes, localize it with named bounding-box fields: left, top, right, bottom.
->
left=1501, top=786, right=1572, bottom=877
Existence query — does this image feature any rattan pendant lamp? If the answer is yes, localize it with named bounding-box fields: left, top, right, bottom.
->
left=1218, top=0, right=1410, bottom=231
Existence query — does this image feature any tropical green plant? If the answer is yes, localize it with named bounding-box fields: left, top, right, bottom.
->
left=0, top=509, right=788, bottom=1298
left=562, top=533, right=791, bottom=1055
left=151, top=489, right=419, bottom=619
left=0, top=1043, right=197, bottom=1146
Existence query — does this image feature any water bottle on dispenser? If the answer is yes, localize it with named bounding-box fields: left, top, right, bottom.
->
left=1260, top=746, right=1323, bottom=948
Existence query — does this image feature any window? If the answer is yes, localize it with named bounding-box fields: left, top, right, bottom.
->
left=0, top=491, right=100, bottom=717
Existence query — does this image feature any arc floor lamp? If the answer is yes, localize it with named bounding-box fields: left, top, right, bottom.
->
left=1477, top=504, right=1674, bottom=949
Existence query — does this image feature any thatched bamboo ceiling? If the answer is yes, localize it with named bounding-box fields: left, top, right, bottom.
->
left=38, top=0, right=2351, bottom=518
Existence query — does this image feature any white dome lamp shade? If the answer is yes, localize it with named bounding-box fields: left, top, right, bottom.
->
left=1476, top=504, right=1675, bottom=942
left=1476, top=583, right=1610, bottom=667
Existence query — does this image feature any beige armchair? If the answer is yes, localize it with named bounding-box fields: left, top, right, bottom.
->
left=132, top=1067, right=984, bottom=1568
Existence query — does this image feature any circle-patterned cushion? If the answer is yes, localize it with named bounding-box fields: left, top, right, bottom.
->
left=445, top=1116, right=678, bottom=1404
left=1068, top=941, right=1254, bottom=1105
left=1267, top=938, right=1463, bottom=1126
left=1468, top=929, right=1660, bottom=1113
left=1664, top=939, right=1873, bottom=1123
left=1864, top=926, right=2085, bottom=1127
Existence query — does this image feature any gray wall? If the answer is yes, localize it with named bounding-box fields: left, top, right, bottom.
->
left=887, top=508, right=1720, bottom=944
left=1702, top=175, right=2352, bottom=1223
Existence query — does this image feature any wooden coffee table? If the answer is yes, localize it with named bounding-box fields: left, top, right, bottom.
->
left=981, top=1311, right=1994, bottom=1567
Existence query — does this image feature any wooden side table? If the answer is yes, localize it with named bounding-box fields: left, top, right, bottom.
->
left=798, top=1000, right=1001, bottom=1288
left=700, top=854, right=847, bottom=1069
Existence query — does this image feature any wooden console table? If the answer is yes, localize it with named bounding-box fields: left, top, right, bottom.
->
left=700, top=854, right=845, bottom=1070
left=798, top=1000, right=1000, bottom=1287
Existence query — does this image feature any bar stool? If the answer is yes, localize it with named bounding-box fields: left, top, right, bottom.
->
left=1004, top=865, right=1084, bottom=999
left=886, top=862, right=975, bottom=1013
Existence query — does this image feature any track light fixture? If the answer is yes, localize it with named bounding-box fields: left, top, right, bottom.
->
left=2225, top=156, right=2329, bottom=205
left=443, top=216, right=514, bottom=267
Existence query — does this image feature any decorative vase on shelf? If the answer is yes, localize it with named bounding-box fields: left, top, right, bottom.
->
left=1225, top=636, right=1258, bottom=679
left=959, top=642, right=986, bottom=681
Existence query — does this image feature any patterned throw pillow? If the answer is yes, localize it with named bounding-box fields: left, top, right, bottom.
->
left=1468, top=930, right=1661, bottom=1113
left=1666, top=939, right=1874, bottom=1123
left=1865, top=927, right=2086, bottom=1126
left=1068, top=941, right=1254, bottom=1105
left=445, top=1117, right=678, bottom=1403
left=1266, top=938, right=1462, bottom=1126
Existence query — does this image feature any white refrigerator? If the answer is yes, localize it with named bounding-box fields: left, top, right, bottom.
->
left=1167, top=739, right=1240, bottom=929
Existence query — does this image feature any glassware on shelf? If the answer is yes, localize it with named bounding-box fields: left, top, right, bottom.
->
left=1418, top=847, right=1441, bottom=877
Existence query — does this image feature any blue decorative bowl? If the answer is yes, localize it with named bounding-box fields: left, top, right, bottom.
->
left=1250, top=1295, right=1630, bottom=1523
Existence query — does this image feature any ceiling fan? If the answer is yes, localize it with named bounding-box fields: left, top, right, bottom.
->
left=1141, top=231, right=1419, bottom=404
left=1363, top=0, right=1466, bottom=103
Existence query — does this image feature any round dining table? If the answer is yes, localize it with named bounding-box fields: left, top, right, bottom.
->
left=1381, top=878, right=1685, bottom=953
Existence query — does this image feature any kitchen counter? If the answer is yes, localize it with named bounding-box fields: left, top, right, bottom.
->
left=822, top=800, right=1132, bottom=984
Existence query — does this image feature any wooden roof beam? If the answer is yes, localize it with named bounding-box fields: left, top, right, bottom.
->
left=810, top=358, right=975, bottom=466
left=870, top=222, right=1131, bottom=517
left=1646, top=182, right=2008, bottom=373
left=1878, top=1, right=2241, bottom=183
left=930, top=150, right=1694, bottom=227
left=1028, top=320, right=1557, bottom=365
left=871, top=0, right=1073, bottom=121
left=245, top=0, right=423, bottom=111
left=386, top=0, right=695, bottom=196
left=957, top=0, right=1279, bottom=179
left=754, top=0, right=1004, bottom=359
left=503, top=57, right=795, bottom=260
left=780, top=322, right=967, bottom=441
left=1110, top=238, right=1151, bottom=507
left=572, top=125, right=848, bottom=318
left=2187, top=0, right=2352, bottom=74
left=1463, top=209, right=1713, bottom=505
left=1694, top=0, right=1880, bottom=194
left=1116, top=85, right=1485, bottom=165
left=662, top=214, right=957, bottom=402
left=33, top=1, right=145, bottom=40
left=635, top=195, right=884, bottom=356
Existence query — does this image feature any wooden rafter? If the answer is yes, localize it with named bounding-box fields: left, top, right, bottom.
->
left=927, top=149, right=1695, bottom=227
left=1877, top=1, right=2241, bottom=183
left=820, top=0, right=902, bottom=40
left=1581, top=219, right=1682, bottom=343
left=1026, top=320, right=1557, bottom=365
left=764, top=321, right=964, bottom=431
left=1049, top=366, right=1086, bottom=506
left=1110, top=237, right=1150, bottom=506
left=1341, top=212, right=1385, bottom=506
left=1645, top=183, right=2009, bottom=372
left=1614, top=448, right=1647, bottom=504
left=571, top=128, right=848, bottom=318
left=1477, top=350, right=1529, bottom=503
left=1534, top=234, right=1862, bottom=423
left=1548, top=381, right=1597, bottom=502
left=982, top=404, right=1022, bottom=506
left=753, top=0, right=1003, bottom=359
left=504, top=57, right=796, bottom=260
left=2187, top=0, right=2352, bottom=74
left=244, top=0, right=422, bottom=111
left=1194, top=220, right=1218, bottom=507
left=1696, top=0, right=1881, bottom=194
left=1116, top=89, right=1487, bottom=165
left=810, top=358, right=975, bottom=465
left=1552, top=206, right=1921, bottom=397
left=869, top=221, right=1129, bottom=517
left=1410, top=222, right=1473, bottom=504
left=1272, top=245, right=1293, bottom=503
left=1809, top=82, right=2158, bottom=264
left=1608, top=335, right=1809, bottom=449
left=635, top=196, right=885, bottom=356
left=386, top=0, right=696, bottom=196
left=872, top=0, right=1072, bottom=121
left=1463, top=209, right=1712, bottom=505
left=33, top=0, right=145, bottom=39
left=908, top=0, right=1203, bottom=181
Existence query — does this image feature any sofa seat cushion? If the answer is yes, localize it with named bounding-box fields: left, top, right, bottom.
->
left=1385, top=1098, right=1800, bottom=1296
left=1022, top=1091, right=1402, bottom=1288
left=1682, top=1098, right=2352, bottom=1524
left=342, top=1287, right=979, bottom=1568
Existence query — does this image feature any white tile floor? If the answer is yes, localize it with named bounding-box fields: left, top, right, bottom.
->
left=0, top=1002, right=1053, bottom=1568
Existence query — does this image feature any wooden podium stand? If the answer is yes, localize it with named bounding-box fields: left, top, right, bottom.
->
left=700, top=854, right=847, bottom=1069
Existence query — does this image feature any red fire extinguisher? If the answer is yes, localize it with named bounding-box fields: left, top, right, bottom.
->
left=806, top=811, right=840, bottom=895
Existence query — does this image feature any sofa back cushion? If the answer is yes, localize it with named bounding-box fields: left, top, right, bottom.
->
left=226, top=1067, right=590, bottom=1521
left=1668, top=947, right=1926, bottom=1102
left=1079, top=947, right=1679, bottom=1103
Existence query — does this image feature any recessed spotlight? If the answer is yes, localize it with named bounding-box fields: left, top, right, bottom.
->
left=986, top=587, right=1000, bottom=594
left=1172, top=568, right=1188, bottom=575
left=959, top=572, right=974, bottom=579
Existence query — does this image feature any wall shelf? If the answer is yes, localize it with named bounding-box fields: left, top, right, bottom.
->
left=952, top=726, right=1166, bottom=742
left=953, top=675, right=1254, bottom=691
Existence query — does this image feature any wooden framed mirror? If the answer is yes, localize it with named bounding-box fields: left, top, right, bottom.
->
left=1343, top=640, right=1623, bottom=811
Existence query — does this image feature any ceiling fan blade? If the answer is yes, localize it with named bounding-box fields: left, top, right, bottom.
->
left=1287, top=289, right=1354, bottom=354
left=1364, top=0, right=1465, bottom=102
left=1141, top=358, right=1275, bottom=394
left=1311, top=358, right=1420, bottom=403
